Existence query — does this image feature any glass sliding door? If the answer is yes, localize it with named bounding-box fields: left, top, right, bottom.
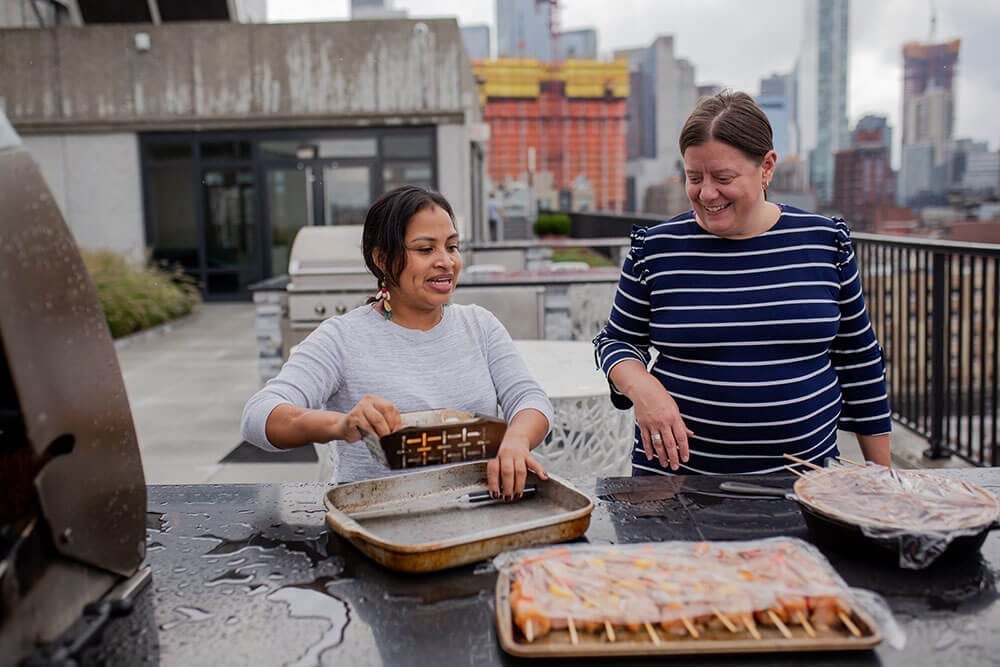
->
left=322, top=164, right=371, bottom=226
left=265, top=165, right=315, bottom=276
left=202, top=168, right=258, bottom=294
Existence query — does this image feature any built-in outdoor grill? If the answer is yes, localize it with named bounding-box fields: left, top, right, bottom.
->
left=283, top=225, right=374, bottom=357
left=0, top=112, right=149, bottom=663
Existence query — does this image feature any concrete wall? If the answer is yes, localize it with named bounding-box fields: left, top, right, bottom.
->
left=437, top=122, right=471, bottom=238
left=21, top=133, right=145, bottom=262
left=1, top=19, right=478, bottom=131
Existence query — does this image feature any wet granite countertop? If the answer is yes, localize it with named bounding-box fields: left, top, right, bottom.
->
left=82, top=469, right=999, bottom=666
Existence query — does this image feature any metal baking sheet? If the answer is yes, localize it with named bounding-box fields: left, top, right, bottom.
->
left=324, top=461, right=594, bottom=573
left=494, top=571, right=882, bottom=658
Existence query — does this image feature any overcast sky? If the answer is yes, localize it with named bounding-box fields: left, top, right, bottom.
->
left=267, top=0, right=1000, bottom=153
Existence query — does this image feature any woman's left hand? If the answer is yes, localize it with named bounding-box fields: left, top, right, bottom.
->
left=487, top=436, right=548, bottom=501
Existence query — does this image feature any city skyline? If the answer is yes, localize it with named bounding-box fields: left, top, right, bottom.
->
left=267, top=0, right=1000, bottom=157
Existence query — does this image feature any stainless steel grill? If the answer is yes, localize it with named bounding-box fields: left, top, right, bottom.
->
left=284, top=225, right=374, bottom=355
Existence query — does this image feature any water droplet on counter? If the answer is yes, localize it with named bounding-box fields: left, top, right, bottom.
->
left=934, top=630, right=959, bottom=650
left=206, top=569, right=255, bottom=587
left=267, top=581, right=350, bottom=666
left=160, top=605, right=214, bottom=631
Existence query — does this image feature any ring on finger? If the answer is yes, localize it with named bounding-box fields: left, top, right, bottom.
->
left=651, top=433, right=662, bottom=442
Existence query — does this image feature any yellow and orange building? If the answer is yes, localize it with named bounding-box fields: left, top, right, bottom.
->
left=472, top=59, right=629, bottom=212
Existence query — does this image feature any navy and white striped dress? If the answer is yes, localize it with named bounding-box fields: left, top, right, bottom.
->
left=593, top=205, right=892, bottom=475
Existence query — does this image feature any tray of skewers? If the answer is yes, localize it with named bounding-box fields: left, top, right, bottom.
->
left=493, top=537, right=881, bottom=657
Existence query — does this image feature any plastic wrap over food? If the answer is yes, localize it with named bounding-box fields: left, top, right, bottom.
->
left=793, top=465, right=1000, bottom=569
left=493, top=538, right=876, bottom=642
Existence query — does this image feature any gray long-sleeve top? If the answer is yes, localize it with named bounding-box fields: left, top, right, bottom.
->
left=241, top=303, right=554, bottom=484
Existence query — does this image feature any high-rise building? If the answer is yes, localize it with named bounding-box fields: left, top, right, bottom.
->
left=901, top=39, right=960, bottom=151
left=760, top=72, right=798, bottom=158
left=904, top=85, right=954, bottom=167
left=496, top=0, right=552, bottom=61
left=473, top=59, right=629, bottom=212
left=756, top=95, right=791, bottom=161
left=898, top=142, right=935, bottom=205
left=796, top=0, right=850, bottom=206
left=559, top=28, right=597, bottom=60
left=461, top=24, right=491, bottom=60
left=833, top=115, right=896, bottom=230
left=962, top=150, right=1000, bottom=197
left=616, top=36, right=698, bottom=213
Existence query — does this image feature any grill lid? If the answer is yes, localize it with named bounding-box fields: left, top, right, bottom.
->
left=287, top=225, right=374, bottom=291
left=0, top=111, right=146, bottom=660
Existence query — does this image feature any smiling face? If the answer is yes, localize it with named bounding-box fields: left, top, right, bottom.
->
left=683, top=139, right=777, bottom=239
left=383, top=204, right=461, bottom=326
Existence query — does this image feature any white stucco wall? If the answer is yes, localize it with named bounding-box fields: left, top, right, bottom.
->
left=20, top=133, right=145, bottom=263
left=436, top=122, right=471, bottom=238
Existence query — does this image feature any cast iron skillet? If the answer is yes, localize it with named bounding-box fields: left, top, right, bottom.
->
left=718, top=479, right=1000, bottom=569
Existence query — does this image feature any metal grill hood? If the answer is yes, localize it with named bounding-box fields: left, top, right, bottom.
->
left=287, top=225, right=374, bottom=291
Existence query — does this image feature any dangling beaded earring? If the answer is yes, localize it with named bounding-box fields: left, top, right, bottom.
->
left=372, top=280, right=392, bottom=320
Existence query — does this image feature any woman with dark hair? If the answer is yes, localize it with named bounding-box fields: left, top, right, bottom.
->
left=243, top=185, right=552, bottom=497
left=593, top=90, right=892, bottom=476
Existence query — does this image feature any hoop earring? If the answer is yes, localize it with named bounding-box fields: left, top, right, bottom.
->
left=372, top=280, right=392, bottom=320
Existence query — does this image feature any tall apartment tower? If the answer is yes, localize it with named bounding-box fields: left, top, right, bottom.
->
left=833, top=115, right=896, bottom=231
left=796, top=0, right=850, bottom=206
left=617, top=36, right=698, bottom=213
left=461, top=24, right=491, bottom=60
left=757, top=72, right=797, bottom=160
left=901, top=39, right=960, bottom=165
left=496, top=0, right=552, bottom=61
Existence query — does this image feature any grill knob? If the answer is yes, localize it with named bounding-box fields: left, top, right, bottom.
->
left=335, top=305, right=348, bottom=314
left=314, top=304, right=327, bottom=316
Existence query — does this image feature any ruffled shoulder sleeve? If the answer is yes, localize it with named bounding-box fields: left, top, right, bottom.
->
left=627, top=224, right=649, bottom=277
left=831, top=217, right=856, bottom=269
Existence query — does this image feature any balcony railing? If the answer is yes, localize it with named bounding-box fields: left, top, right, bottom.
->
left=567, top=212, right=1000, bottom=467
left=853, top=233, right=1000, bottom=467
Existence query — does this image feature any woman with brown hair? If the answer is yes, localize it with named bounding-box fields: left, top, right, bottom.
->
left=594, top=90, right=891, bottom=476
left=243, top=185, right=552, bottom=498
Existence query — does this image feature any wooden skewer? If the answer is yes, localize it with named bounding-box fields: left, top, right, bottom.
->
left=525, top=619, right=534, bottom=643
left=835, top=456, right=867, bottom=468
left=795, top=610, right=817, bottom=638
left=783, top=453, right=824, bottom=470
left=567, top=617, right=579, bottom=645
left=710, top=605, right=739, bottom=633
left=838, top=610, right=862, bottom=638
left=784, top=465, right=806, bottom=477
left=743, top=614, right=761, bottom=640
left=604, top=620, right=617, bottom=643
left=680, top=616, right=701, bottom=639
left=644, top=621, right=661, bottom=645
left=768, top=610, right=794, bottom=639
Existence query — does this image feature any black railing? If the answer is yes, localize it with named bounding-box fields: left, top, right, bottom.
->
left=853, top=233, right=1000, bottom=467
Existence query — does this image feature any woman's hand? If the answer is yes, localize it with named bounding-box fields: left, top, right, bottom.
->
left=338, top=395, right=402, bottom=443
left=610, top=361, right=693, bottom=471
left=487, top=408, right=550, bottom=500
left=488, top=437, right=547, bottom=501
